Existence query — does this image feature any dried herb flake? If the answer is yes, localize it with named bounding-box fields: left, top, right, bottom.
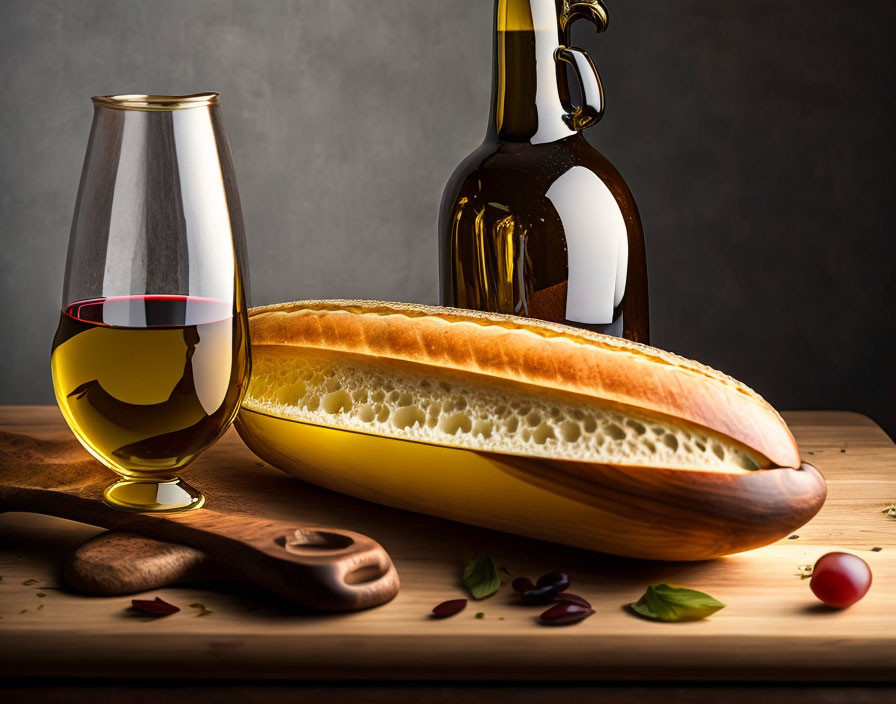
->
left=21, top=579, right=38, bottom=586
left=36, top=593, right=46, bottom=598
left=189, top=602, right=213, bottom=617
left=630, top=584, right=725, bottom=622
left=882, top=505, right=896, bottom=519
left=475, top=612, right=485, bottom=619
left=796, top=564, right=814, bottom=579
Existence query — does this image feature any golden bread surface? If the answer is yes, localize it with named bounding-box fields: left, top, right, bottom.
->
left=247, top=300, right=801, bottom=470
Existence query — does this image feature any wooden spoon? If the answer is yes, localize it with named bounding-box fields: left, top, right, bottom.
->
left=64, top=531, right=217, bottom=595
left=0, top=430, right=399, bottom=611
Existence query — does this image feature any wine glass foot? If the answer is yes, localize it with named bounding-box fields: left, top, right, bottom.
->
left=102, top=477, right=205, bottom=513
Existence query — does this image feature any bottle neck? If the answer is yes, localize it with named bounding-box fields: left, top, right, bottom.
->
left=487, top=0, right=576, bottom=144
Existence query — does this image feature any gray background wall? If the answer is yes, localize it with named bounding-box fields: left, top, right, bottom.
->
left=1, top=0, right=893, bottom=437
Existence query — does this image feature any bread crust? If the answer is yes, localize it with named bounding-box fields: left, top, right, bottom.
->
left=248, top=300, right=801, bottom=469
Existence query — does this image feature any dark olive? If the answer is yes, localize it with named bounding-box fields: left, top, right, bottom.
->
left=511, top=577, right=534, bottom=594
left=519, top=584, right=561, bottom=605
left=539, top=602, right=594, bottom=625
left=536, top=571, right=570, bottom=592
left=552, top=592, right=592, bottom=609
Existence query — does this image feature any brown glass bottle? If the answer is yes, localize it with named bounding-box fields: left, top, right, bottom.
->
left=438, top=0, right=648, bottom=342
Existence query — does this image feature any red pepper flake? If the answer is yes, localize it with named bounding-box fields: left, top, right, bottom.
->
left=539, top=602, right=594, bottom=625
left=431, top=599, right=467, bottom=618
left=553, top=592, right=592, bottom=609
left=131, top=597, right=180, bottom=616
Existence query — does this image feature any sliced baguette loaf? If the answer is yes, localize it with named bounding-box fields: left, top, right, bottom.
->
left=244, top=299, right=799, bottom=472
left=236, top=300, right=825, bottom=560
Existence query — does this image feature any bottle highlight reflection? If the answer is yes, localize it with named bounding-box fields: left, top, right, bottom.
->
left=51, top=93, right=251, bottom=512
left=439, top=0, right=648, bottom=342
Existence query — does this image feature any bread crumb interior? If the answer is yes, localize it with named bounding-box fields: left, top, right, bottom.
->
left=243, top=346, right=762, bottom=473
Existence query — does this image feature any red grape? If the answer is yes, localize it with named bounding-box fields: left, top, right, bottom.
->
left=809, top=552, right=872, bottom=608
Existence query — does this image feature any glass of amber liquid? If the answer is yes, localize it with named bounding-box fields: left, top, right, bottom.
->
left=51, top=93, right=251, bottom=512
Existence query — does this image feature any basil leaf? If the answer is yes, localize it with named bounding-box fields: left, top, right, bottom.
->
left=630, top=583, right=725, bottom=622
left=462, top=554, right=502, bottom=600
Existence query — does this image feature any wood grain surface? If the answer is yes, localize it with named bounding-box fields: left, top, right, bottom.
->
left=0, top=421, right=399, bottom=612
left=64, top=531, right=215, bottom=595
left=0, top=406, right=894, bottom=681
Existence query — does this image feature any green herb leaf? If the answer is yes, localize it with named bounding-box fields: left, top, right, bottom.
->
left=475, top=612, right=485, bottom=619
left=462, top=554, right=502, bottom=600
left=630, top=584, right=725, bottom=622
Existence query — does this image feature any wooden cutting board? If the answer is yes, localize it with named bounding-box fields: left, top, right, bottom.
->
left=0, top=406, right=894, bottom=681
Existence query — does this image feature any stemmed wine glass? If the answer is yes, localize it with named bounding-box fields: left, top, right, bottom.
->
left=51, top=93, right=251, bottom=512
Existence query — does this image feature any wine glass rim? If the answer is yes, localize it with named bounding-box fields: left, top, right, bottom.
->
left=91, top=93, right=220, bottom=111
